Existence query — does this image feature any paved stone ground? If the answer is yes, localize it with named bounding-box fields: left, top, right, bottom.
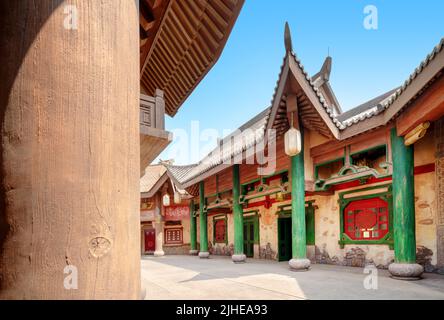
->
left=141, top=255, right=444, bottom=300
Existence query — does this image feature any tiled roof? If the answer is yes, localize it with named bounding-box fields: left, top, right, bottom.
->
left=165, top=35, right=444, bottom=188
left=270, top=52, right=344, bottom=130
left=165, top=164, right=198, bottom=185
left=291, top=52, right=344, bottom=129
left=381, top=38, right=444, bottom=110
left=141, top=163, right=191, bottom=197
left=338, top=37, right=444, bottom=128
left=165, top=107, right=271, bottom=185
left=337, top=88, right=399, bottom=127
left=140, top=165, right=167, bottom=193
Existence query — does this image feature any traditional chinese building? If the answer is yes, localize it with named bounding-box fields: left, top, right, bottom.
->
left=165, top=24, right=444, bottom=279
left=140, top=164, right=193, bottom=256
left=0, top=0, right=244, bottom=299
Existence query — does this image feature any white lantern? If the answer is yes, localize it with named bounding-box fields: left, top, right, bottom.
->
left=284, top=127, right=302, bottom=156
left=162, top=193, right=170, bottom=207
left=174, top=192, right=181, bottom=204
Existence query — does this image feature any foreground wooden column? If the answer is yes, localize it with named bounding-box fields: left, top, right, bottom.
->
left=289, top=131, right=310, bottom=271
left=389, top=128, right=423, bottom=279
left=189, top=200, right=198, bottom=255
left=198, top=182, right=209, bottom=258
left=0, top=1, right=140, bottom=299
left=232, top=165, right=246, bottom=263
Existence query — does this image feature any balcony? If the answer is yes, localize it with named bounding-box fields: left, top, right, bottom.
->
left=140, top=89, right=172, bottom=173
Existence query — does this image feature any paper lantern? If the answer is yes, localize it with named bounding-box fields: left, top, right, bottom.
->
left=162, top=193, right=170, bottom=207
left=284, top=127, right=301, bottom=156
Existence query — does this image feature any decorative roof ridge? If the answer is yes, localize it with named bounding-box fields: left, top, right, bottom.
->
left=288, top=50, right=345, bottom=129
left=164, top=107, right=272, bottom=185
left=380, top=37, right=444, bottom=110
left=338, top=37, right=444, bottom=128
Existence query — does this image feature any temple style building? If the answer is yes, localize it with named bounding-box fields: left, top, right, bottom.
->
left=140, top=164, right=193, bottom=256
left=164, top=24, right=444, bottom=279
left=0, top=0, right=244, bottom=299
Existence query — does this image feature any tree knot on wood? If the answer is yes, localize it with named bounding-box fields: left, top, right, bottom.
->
left=88, top=237, right=112, bottom=258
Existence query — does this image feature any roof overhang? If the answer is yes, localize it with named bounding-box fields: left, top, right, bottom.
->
left=140, top=0, right=245, bottom=116
left=141, top=171, right=169, bottom=198
left=339, top=38, right=444, bottom=140
left=265, top=52, right=341, bottom=142
left=140, top=126, right=172, bottom=174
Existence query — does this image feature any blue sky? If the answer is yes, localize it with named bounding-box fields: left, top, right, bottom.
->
left=158, top=0, right=444, bottom=165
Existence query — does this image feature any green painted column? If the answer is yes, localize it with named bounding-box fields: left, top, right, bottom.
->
left=291, top=155, right=306, bottom=259
left=389, top=128, right=423, bottom=279
left=391, top=128, right=416, bottom=263
left=289, top=129, right=310, bottom=270
left=198, top=181, right=209, bottom=258
left=189, top=200, right=198, bottom=255
left=232, top=165, right=246, bottom=262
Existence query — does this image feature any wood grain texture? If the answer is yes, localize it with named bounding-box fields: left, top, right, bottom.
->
left=0, top=0, right=140, bottom=299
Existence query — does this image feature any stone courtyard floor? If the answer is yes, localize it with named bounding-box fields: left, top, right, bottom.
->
left=141, top=255, right=444, bottom=300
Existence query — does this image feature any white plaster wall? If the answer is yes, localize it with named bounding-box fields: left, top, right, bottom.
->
left=307, top=183, right=396, bottom=267
left=258, top=205, right=279, bottom=259
left=414, top=130, right=438, bottom=265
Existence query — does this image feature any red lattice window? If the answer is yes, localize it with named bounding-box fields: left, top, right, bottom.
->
left=344, top=198, right=389, bottom=240
left=214, top=219, right=226, bottom=243
left=165, top=228, right=183, bottom=245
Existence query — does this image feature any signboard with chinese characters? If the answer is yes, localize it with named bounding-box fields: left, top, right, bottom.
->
left=164, top=205, right=190, bottom=221
left=140, top=210, right=156, bottom=222
left=141, top=198, right=154, bottom=211
left=141, top=198, right=157, bottom=222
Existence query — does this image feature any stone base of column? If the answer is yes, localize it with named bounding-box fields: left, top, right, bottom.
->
left=189, top=250, right=199, bottom=256
left=154, top=250, right=165, bottom=257
left=289, top=258, right=311, bottom=271
left=232, top=254, right=246, bottom=263
left=388, top=263, right=424, bottom=280
left=199, top=252, right=210, bottom=259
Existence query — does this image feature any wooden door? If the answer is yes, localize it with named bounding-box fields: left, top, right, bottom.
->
left=278, top=217, right=292, bottom=261
left=144, top=228, right=155, bottom=252
left=278, top=206, right=315, bottom=261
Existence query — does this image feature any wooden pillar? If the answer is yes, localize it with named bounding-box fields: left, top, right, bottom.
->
left=389, top=128, right=423, bottom=279
left=0, top=1, right=140, bottom=299
left=153, top=222, right=165, bottom=257
left=232, top=165, right=246, bottom=263
left=189, top=200, right=198, bottom=255
left=289, top=130, right=310, bottom=271
left=198, top=181, right=209, bottom=258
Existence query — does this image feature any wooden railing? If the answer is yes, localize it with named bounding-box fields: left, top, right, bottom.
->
left=140, top=89, right=165, bottom=132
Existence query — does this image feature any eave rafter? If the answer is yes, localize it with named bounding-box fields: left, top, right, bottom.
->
left=265, top=23, right=340, bottom=144
left=140, top=0, right=245, bottom=117
left=266, top=55, right=339, bottom=141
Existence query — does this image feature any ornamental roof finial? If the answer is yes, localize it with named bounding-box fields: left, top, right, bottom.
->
left=284, top=22, right=293, bottom=53
left=320, top=56, right=332, bottom=81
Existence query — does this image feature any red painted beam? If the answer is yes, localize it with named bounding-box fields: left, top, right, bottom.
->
left=244, top=163, right=435, bottom=208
